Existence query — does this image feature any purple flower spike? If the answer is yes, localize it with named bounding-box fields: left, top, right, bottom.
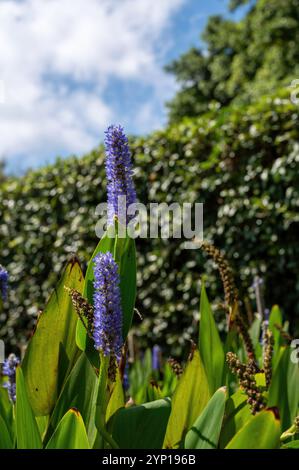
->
left=0, top=266, right=9, bottom=301
left=104, top=125, right=137, bottom=226
left=152, top=345, right=161, bottom=371
left=2, top=353, right=20, bottom=403
left=93, top=252, right=123, bottom=358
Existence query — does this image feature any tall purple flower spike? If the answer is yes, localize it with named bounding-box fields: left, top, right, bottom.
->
left=104, top=125, right=137, bottom=226
left=0, top=266, right=8, bottom=301
left=2, top=353, right=20, bottom=403
left=93, top=252, right=123, bottom=358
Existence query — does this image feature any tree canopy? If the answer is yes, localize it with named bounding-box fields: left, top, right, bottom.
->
left=166, top=0, right=299, bottom=122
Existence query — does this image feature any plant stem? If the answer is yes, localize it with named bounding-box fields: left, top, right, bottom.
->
left=95, top=353, right=119, bottom=449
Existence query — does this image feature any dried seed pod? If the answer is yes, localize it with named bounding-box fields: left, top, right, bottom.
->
left=65, top=287, right=94, bottom=338
left=200, top=241, right=239, bottom=309
left=262, top=324, right=274, bottom=389
left=235, top=314, right=256, bottom=362
left=226, top=352, right=266, bottom=415
left=167, top=357, right=183, bottom=378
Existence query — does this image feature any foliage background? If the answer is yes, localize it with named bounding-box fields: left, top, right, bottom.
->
left=1, top=88, right=299, bottom=353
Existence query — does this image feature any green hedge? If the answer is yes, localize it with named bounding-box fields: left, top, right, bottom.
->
left=1, top=89, right=299, bottom=353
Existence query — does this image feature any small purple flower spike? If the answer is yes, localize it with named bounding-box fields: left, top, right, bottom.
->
left=0, top=266, right=9, bottom=301
left=2, top=353, right=20, bottom=403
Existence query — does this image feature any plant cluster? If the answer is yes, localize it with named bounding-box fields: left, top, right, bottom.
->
left=0, top=89, right=298, bottom=353
left=0, top=126, right=298, bottom=449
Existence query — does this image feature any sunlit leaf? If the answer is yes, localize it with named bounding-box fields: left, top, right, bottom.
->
left=16, top=367, right=42, bottom=449
left=225, top=408, right=281, bottom=449
left=185, top=387, right=227, bottom=449
left=22, top=257, right=84, bottom=416
left=163, top=349, right=210, bottom=449
left=46, top=409, right=90, bottom=449
left=199, top=284, right=224, bottom=393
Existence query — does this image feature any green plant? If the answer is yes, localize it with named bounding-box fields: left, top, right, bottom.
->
left=1, top=89, right=299, bottom=353
left=0, top=126, right=298, bottom=449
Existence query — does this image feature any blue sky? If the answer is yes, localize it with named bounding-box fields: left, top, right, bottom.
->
left=0, top=0, right=245, bottom=173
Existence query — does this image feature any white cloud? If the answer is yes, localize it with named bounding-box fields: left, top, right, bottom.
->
left=0, top=0, right=185, bottom=172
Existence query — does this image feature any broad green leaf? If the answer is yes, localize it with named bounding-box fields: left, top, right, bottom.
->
left=268, top=346, right=297, bottom=431
left=185, top=387, right=227, bottom=449
left=163, top=349, right=210, bottom=449
left=199, top=284, right=224, bottom=393
left=22, top=257, right=84, bottom=416
left=225, top=408, right=281, bottom=449
left=46, top=409, right=90, bottom=449
left=219, top=389, right=251, bottom=448
left=16, top=367, right=42, bottom=449
left=118, top=236, right=136, bottom=339
left=112, top=399, right=171, bottom=449
left=0, top=414, right=13, bottom=449
left=45, top=353, right=98, bottom=446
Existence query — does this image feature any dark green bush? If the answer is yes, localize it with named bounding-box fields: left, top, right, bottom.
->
left=1, top=88, right=298, bottom=353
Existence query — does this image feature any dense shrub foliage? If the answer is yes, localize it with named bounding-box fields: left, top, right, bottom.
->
left=1, top=89, right=299, bottom=352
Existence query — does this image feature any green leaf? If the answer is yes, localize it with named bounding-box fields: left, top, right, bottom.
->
left=46, top=409, right=90, bottom=449
left=147, top=382, right=163, bottom=402
left=269, top=305, right=283, bottom=366
left=45, top=353, right=98, bottom=447
left=185, top=387, right=227, bottom=449
left=286, top=352, right=299, bottom=425
left=112, top=399, right=171, bottom=449
left=199, top=284, right=224, bottom=393
left=281, top=440, right=299, bottom=449
left=16, top=367, right=42, bottom=449
left=22, top=257, right=84, bottom=416
left=118, top=236, right=136, bottom=340
left=249, top=316, right=262, bottom=364
left=106, top=369, right=125, bottom=424
left=219, top=389, right=251, bottom=448
left=225, top=408, right=281, bottom=449
left=163, top=349, right=210, bottom=449
left=0, top=387, right=14, bottom=443
left=268, top=346, right=298, bottom=431
left=36, top=416, right=48, bottom=441
left=0, top=414, right=13, bottom=449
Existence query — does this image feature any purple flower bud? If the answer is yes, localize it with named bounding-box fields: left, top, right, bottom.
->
left=93, top=252, right=123, bottom=358
left=104, top=125, right=137, bottom=226
left=2, top=353, right=20, bottom=403
left=0, top=266, right=9, bottom=301
left=152, top=345, right=161, bottom=371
